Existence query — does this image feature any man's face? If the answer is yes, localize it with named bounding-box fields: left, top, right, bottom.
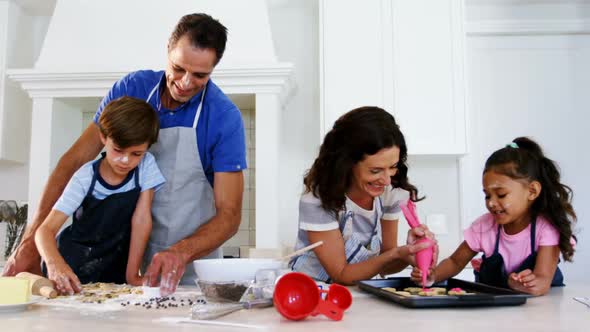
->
left=165, top=35, right=217, bottom=107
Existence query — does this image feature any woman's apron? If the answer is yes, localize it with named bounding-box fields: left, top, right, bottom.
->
left=51, top=155, right=140, bottom=284
left=144, top=82, right=221, bottom=285
left=290, top=198, right=383, bottom=283
left=475, top=219, right=564, bottom=288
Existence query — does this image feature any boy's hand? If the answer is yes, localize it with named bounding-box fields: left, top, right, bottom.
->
left=410, top=266, right=435, bottom=287
left=508, top=269, right=540, bottom=294
left=46, top=262, right=82, bottom=295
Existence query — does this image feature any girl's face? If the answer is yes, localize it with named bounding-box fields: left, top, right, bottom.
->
left=349, top=146, right=400, bottom=200
left=482, top=170, right=540, bottom=227
left=100, top=134, right=148, bottom=177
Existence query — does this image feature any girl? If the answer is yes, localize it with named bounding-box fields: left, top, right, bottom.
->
left=412, top=137, right=576, bottom=295
left=290, top=106, right=436, bottom=285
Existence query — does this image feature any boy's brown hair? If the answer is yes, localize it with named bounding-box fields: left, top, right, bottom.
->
left=98, top=96, right=159, bottom=148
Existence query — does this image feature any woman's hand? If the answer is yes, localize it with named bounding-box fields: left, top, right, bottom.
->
left=46, top=261, right=82, bottom=295
left=405, top=225, right=439, bottom=268
left=386, top=240, right=434, bottom=264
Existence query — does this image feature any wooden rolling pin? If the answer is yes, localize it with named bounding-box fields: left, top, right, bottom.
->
left=16, top=272, right=58, bottom=299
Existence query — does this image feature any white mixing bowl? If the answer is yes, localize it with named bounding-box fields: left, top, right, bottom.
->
left=192, top=258, right=283, bottom=282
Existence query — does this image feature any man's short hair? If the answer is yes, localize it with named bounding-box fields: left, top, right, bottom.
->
left=169, top=13, right=228, bottom=65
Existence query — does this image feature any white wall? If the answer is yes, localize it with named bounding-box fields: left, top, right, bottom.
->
left=0, top=1, right=50, bottom=201
left=267, top=0, right=320, bottom=250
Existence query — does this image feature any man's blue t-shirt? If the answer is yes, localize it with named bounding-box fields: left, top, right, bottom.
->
left=94, top=70, right=247, bottom=186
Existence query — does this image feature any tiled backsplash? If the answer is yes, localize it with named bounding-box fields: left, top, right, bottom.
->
left=222, top=107, right=256, bottom=256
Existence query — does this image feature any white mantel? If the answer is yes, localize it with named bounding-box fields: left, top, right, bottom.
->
left=7, top=0, right=296, bottom=251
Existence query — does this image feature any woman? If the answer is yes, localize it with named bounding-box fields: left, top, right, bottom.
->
left=290, top=106, right=436, bottom=285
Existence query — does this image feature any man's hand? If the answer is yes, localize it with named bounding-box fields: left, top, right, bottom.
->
left=1, top=237, right=41, bottom=276
left=143, top=249, right=189, bottom=296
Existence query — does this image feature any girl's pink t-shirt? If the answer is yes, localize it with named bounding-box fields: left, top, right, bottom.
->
left=463, top=213, right=560, bottom=274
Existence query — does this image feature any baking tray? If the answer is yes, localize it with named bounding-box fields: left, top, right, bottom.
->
left=358, top=277, right=529, bottom=308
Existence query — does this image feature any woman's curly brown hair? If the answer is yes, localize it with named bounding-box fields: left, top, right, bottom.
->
left=303, top=106, right=422, bottom=218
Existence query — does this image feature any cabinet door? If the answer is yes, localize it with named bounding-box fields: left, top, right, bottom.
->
left=320, top=0, right=467, bottom=154
left=320, top=0, right=386, bottom=136
left=389, top=0, right=466, bottom=154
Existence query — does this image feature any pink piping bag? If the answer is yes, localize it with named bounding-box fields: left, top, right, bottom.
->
left=400, top=199, right=434, bottom=289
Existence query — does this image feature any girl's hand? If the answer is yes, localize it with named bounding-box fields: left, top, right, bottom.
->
left=46, top=262, right=82, bottom=295
left=508, top=269, right=541, bottom=295
left=410, top=266, right=435, bottom=287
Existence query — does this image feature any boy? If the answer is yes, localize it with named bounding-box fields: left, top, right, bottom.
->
left=35, top=96, right=165, bottom=295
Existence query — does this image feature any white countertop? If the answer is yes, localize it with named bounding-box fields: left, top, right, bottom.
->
left=1, top=284, right=588, bottom=332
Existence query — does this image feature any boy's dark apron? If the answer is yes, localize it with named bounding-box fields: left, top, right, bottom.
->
left=48, top=156, right=141, bottom=284
left=475, top=219, right=564, bottom=288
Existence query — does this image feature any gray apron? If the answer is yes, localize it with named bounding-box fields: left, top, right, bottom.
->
left=291, top=198, right=383, bottom=282
left=144, top=82, right=221, bottom=285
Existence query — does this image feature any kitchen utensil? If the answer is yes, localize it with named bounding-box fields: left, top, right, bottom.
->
left=191, top=297, right=273, bottom=320
left=273, top=272, right=351, bottom=321
left=573, top=297, right=590, bottom=308
left=15, top=272, right=57, bottom=299
left=400, top=199, right=435, bottom=288
left=280, top=241, right=324, bottom=261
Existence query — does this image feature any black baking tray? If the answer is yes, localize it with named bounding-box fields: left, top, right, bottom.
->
left=358, top=277, right=529, bottom=308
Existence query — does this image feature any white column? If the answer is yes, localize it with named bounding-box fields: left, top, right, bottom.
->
left=27, top=98, right=82, bottom=223
left=253, top=93, right=280, bottom=250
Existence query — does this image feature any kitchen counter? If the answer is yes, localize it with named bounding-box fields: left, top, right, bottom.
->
left=1, top=283, right=587, bottom=332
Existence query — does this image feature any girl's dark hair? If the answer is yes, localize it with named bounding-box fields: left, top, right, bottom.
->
left=484, top=137, right=576, bottom=261
left=99, top=96, right=159, bottom=148
left=169, top=13, right=228, bottom=65
left=304, top=106, right=422, bottom=217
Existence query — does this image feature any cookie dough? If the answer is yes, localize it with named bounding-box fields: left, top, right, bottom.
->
left=381, top=287, right=397, bottom=293
left=403, top=287, right=423, bottom=295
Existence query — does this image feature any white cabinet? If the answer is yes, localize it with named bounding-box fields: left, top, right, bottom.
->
left=320, top=0, right=467, bottom=154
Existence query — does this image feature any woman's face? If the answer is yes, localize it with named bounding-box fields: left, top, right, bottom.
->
left=349, top=146, right=400, bottom=199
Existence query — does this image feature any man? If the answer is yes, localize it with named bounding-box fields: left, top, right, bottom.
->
left=3, top=13, right=246, bottom=296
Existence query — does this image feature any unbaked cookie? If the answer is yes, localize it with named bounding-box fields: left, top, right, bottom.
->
left=403, top=287, right=423, bottom=295
left=381, top=287, right=397, bottom=293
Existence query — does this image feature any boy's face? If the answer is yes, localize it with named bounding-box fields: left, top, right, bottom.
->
left=100, top=135, right=149, bottom=177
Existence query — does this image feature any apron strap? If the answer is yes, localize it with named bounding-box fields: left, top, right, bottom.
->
left=192, top=83, right=207, bottom=129
left=493, top=224, right=502, bottom=255
left=530, top=217, right=537, bottom=254
left=88, top=155, right=106, bottom=197
left=146, top=82, right=159, bottom=104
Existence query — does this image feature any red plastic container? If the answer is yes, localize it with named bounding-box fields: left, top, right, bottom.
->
left=273, top=272, right=352, bottom=321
